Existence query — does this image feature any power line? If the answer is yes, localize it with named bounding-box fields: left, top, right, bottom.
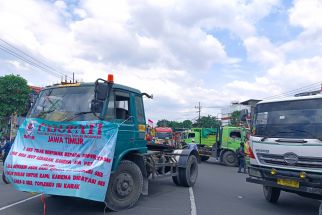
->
left=0, top=44, right=62, bottom=79
left=262, top=81, right=322, bottom=100
left=0, top=38, right=74, bottom=81
left=0, top=39, right=64, bottom=75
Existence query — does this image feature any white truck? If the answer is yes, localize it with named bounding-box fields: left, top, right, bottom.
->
left=246, top=94, right=322, bottom=203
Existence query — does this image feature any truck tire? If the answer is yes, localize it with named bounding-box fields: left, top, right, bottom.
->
left=105, top=160, right=143, bottom=211
left=172, top=175, right=181, bottom=186
left=178, top=155, right=198, bottom=187
left=172, top=167, right=181, bottom=186
left=222, top=151, right=238, bottom=167
left=200, top=156, right=210, bottom=162
left=2, top=170, right=9, bottom=184
left=263, top=186, right=281, bottom=203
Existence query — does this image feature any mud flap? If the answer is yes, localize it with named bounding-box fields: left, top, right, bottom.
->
left=142, top=177, right=149, bottom=196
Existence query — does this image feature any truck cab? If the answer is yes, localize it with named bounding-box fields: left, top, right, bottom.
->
left=192, top=126, right=247, bottom=166
left=154, top=127, right=174, bottom=146
left=28, top=81, right=148, bottom=172
left=247, top=94, right=322, bottom=203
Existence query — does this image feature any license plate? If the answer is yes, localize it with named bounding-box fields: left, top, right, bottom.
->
left=277, top=178, right=299, bottom=188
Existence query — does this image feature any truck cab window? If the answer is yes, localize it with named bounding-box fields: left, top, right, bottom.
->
left=115, top=91, right=130, bottom=120
left=135, top=96, right=145, bottom=123
left=230, top=131, right=241, bottom=139
left=188, top=133, right=195, bottom=138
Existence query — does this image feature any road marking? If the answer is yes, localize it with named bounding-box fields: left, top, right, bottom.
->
left=0, top=194, right=42, bottom=211
left=189, top=187, right=197, bottom=215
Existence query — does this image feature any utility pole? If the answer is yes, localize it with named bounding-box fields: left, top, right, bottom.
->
left=195, top=102, right=202, bottom=126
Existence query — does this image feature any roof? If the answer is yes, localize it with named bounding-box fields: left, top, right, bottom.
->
left=258, top=94, right=322, bottom=104
left=240, top=99, right=262, bottom=105
left=155, top=127, right=173, bottom=132
left=43, top=82, right=142, bottom=94
left=29, top=86, right=43, bottom=93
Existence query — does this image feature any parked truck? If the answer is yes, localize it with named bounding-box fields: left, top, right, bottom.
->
left=154, top=127, right=174, bottom=146
left=182, top=126, right=247, bottom=166
left=246, top=94, right=322, bottom=203
left=3, top=75, right=199, bottom=211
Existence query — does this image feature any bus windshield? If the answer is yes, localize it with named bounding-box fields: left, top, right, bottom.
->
left=28, top=86, right=98, bottom=122
left=254, top=98, right=322, bottom=140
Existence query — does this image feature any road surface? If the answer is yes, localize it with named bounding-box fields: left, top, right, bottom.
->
left=0, top=159, right=319, bottom=214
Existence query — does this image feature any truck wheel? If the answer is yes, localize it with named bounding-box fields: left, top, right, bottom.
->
left=222, top=151, right=238, bottom=167
left=172, top=167, right=181, bottom=186
left=263, top=186, right=281, bottom=203
left=200, top=156, right=210, bottom=162
left=172, top=175, right=181, bottom=186
left=178, top=155, right=198, bottom=187
left=105, top=160, right=143, bottom=211
left=2, top=170, right=9, bottom=184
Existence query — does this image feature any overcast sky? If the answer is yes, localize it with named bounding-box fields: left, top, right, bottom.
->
left=0, top=0, right=321, bottom=122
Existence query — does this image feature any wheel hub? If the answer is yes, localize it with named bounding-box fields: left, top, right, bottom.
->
left=115, top=173, right=134, bottom=197
left=227, top=154, right=235, bottom=163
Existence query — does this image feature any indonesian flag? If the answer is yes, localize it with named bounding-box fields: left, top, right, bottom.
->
left=148, top=119, right=153, bottom=124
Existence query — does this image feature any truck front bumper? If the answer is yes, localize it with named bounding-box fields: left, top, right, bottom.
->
left=247, top=165, right=322, bottom=196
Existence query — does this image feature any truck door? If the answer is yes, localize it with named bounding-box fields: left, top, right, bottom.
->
left=133, top=94, right=146, bottom=148
left=228, top=129, right=242, bottom=151
left=113, top=90, right=135, bottom=153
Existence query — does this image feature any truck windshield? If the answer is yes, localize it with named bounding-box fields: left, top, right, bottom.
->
left=28, top=86, right=98, bottom=122
left=156, top=132, right=173, bottom=139
left=255, top=98, right=322, bottom=140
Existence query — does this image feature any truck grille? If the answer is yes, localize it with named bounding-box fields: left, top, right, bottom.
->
left=257, top=153, right=322, bottom=169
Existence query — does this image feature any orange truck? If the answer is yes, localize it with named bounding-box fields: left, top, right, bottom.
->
left=154, top=127, right=174, bottom=146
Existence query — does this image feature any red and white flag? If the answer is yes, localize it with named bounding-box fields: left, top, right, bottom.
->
left=148, top=119, right=153, bottom=124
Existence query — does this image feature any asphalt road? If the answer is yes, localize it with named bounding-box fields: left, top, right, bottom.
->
left=0, top=159, right=320, bottom=215
left=195, top=159, right=319, bottom=215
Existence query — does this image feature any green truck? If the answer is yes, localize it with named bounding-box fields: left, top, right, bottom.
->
left=182, top=126, right=247, bottom=166
left=4, top=76, right=199, bottom=211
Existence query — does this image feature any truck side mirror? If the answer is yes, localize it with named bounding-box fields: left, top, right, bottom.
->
left=91, top=79, right=112, bottom=113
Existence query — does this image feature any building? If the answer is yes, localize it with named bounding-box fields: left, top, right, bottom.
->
left=220, top=102, right=251, bottom=126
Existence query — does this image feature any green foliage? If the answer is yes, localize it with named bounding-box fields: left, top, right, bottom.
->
left=156, top=116, right=220, bottom=129
left=230, top=110, right=241, bottom=126
left=182, top=120, right=193, bottom=129
left=156, top=119, right=193, bottom=129
left=0, top=74, right=30, bottom=117
left=193, top=115, right=221, bottom=128
left=156, top=119, right=170, bottom=127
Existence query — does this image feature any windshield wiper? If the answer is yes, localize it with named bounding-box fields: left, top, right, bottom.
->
left=62, top=111, right=93, bottom=122
left=260, top=131, right=293, bottom=142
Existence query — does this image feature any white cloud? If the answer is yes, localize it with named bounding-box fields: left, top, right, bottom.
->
left=54, top=1, right=67, bottom=10
left=3, top=0, right=320, bottom=122
left=244, top=36, right=284, bottom=65
left=289, top=0, right=322, bottom=30
left=225, top=57, right=322, bottom=101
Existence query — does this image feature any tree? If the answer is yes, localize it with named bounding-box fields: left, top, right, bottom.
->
left=156, top=119, right=193, bottom=129
left=230, top=110, right=241, bottom=126
left=182, top=120, right=192, bottom=129
left=193, top=115, right=221, bottom=128
left=0, top=74, right=30, bottom=117
left=157, top=119, right=170, bottom=127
